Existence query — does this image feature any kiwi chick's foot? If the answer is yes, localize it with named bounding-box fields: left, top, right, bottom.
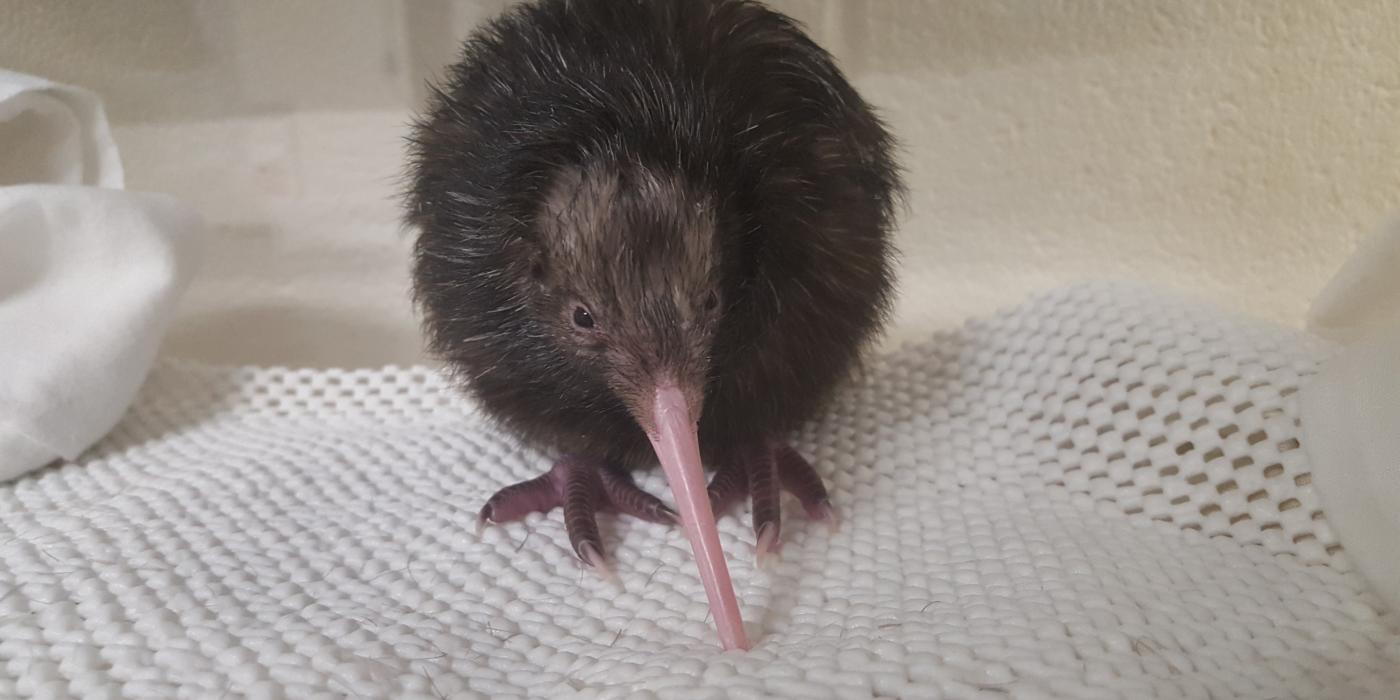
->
left=477, top=456, right=677, bottom=578
left=708, top=441, right=839, bottom=567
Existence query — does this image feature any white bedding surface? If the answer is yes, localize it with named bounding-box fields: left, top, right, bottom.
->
left=2, top=285, right=1396, bottom=699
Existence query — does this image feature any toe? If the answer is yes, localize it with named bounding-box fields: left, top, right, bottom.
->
left=774, top=443, right=834, bottom=521
left=746, top=443, right=782, bottom=550
left=599, top=466, right=679, bottom=525
left=706, top=459, right=748, bottom=515
left=479, top=472, right=562, bottom=524
left=562, top=459, right=608, bottom=563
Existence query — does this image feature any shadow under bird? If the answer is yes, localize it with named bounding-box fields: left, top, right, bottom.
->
left=405, top=0, right=900, bottom=650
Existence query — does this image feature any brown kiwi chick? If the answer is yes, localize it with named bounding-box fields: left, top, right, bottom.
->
left=405, top=0, right=900, bottom=650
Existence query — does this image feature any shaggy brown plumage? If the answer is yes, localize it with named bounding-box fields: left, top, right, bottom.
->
left=404, top=0, right=901, bottom=649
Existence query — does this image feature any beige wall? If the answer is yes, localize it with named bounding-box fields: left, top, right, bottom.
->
left=2, top=0, right=1396, bottom=367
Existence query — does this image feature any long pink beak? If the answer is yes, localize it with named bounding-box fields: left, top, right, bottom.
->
left=647, top=384, right=749, bottom=650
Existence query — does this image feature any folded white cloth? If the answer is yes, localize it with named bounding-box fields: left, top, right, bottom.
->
left=1301, top=216, right=1400, bottom=615
left=0, top=69, right=123, bottom=188
left=0, top=69, right=202, bottom=481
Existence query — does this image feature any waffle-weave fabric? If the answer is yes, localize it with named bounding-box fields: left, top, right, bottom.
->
left=2, top=285, right=1396, bottom=699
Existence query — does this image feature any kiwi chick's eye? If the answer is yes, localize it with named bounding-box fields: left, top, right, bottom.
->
left=704, top=291, right=719, bottom=312
left=572, top=305, right=595, bottom=329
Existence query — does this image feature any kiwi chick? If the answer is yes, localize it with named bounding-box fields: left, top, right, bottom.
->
left=405, top=0, right=900, bottom=649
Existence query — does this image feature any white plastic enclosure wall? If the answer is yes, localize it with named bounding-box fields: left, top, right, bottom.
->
left=1, top=0, right=1396, bottom=367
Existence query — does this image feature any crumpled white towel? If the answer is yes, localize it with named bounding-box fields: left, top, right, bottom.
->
left=1302, top=216, right=1400, bottom=615
left=0, top=69, right=202, bottom=481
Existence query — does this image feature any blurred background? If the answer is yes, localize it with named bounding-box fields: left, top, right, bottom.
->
left=1, top=0, right=1396, bottom=367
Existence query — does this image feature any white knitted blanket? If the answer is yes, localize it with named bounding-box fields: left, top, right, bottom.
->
left=3, top=286, right=1397, bottom=699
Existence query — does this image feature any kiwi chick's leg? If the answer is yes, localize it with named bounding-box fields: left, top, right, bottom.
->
left=477, top=456, right=673, bottom=578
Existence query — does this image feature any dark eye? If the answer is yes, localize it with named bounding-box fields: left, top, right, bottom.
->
left=572, top=305, right=595, bottom=329
left=703, top=291, right=719, bottom=312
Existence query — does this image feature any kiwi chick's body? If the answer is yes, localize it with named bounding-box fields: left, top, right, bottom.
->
left=406, top=0, right=900, bottom=650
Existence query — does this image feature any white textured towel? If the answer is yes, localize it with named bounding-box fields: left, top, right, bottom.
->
left=0, top=70, right=202, bottom=481
left=1, top=285, right=1396, bottom=699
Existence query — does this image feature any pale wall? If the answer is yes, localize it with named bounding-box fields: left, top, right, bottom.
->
left=2, top=0, right=1396, bottom=367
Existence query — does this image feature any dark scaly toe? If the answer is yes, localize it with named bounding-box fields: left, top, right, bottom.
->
left=744, top=443, right=783, bottom=567
left=558, top=457, right=610, bottom=570
left=706, top=458, right=748, bottom=515
left=774, top=442, right=837, bottom=530
left=598, top=465, right=677, bottom=524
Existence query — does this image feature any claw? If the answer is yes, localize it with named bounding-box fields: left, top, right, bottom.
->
left=633, top=500, right=680, bottom=526
left=755, top=522, right=782, bottom=569
left=579, top=541, right=621, bottom=588
left=810, top=499, right=839, bottom=535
